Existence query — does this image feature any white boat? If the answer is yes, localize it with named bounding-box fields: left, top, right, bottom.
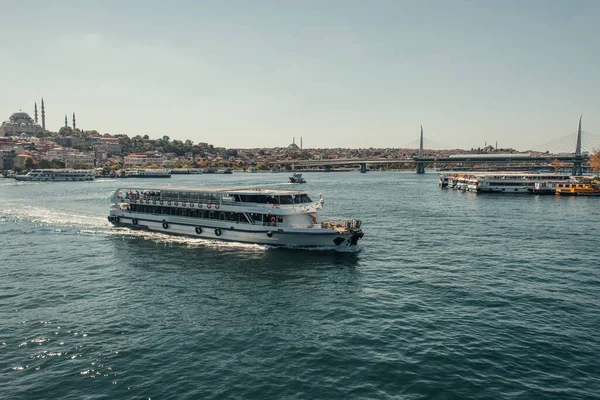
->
left=120, top=169, right=171, bottom=178
left=14, top=169, right=95, bottom=181
left=107, top=186, right=364, bottom=248
left=474, top=173, right=572, bottom=193
left=440, top=172, right=573, bottom=193
left=438, top=175, right=449, bottom=188
left=289, top=173, right=306, bottom=184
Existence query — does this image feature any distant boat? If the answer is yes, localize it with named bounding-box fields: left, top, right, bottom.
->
left=215, top=169, right=233, bottom=174
left=14, top=169, right=95, bottom=182
left=289, top=172, right=306, bottom=184
left=120, top=169, right=171, bottom=178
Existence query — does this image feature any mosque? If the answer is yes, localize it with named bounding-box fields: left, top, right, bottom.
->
left=0, top=99, right=77, bottom=137
left=0, top=99, right=46, bottom=137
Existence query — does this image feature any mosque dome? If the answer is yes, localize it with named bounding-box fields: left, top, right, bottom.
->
left=10, top=112, right=34, bottom=124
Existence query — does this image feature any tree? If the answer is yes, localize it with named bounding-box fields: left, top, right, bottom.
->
left=24, top=157, right=36, bottom=170
left=551, top=159, right=561, bottom=174
left=58, top=126, right=73, bottom=136
left=589, top=149, right=600, bottom=177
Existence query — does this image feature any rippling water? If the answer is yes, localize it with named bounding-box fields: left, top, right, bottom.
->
left=1, top=172, right=599, bottom=399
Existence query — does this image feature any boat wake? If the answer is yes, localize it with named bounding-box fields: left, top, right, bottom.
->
left=0, top=204, right=107, bottom=227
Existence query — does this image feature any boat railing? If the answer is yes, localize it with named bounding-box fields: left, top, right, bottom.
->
left=290, top=223, right=321, bottom=229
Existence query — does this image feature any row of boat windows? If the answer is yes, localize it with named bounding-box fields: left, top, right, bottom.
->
left=480, top=182, right=536, bottom=186
left=124, top=191, right=313, bottom=205
left=129, top=204, right=284, bottom=224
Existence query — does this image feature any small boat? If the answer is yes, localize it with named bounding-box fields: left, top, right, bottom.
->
left=289, top=173, right=306, bottom=184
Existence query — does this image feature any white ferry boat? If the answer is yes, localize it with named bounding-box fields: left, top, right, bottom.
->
left=107, top=186, right=364, bottom=247
left=440, top=172, right=573, bottom=193
left=14, top=169, right=95, bottom=182
left=120, top=169, right=171, bottom=178
left=474, top=173, right=572, bottom=193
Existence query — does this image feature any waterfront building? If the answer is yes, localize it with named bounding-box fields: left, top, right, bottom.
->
left=123, top=152, right=165, bottom=168
left=1, top=149, right=16, bottom=170
left=64, top=153, right=96, bottom=169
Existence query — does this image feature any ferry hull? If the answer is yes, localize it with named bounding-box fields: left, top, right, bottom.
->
left=108, top=213, right=363, bottom=248
left=476, top=186, right=533, bottom=193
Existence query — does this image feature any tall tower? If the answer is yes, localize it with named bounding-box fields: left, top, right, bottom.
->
left=416, top=125, right=425, bottom=174
left=41, top=98, right=46, bottom=132
left=64, top=114, right=68, bottom=128
left=72, top=112, right=76, bottom=131
left=300, top=137, right=303, bottom=150
left=34, top=102, right=38, bottom=123
left=573, top=115, right=583, bottom=176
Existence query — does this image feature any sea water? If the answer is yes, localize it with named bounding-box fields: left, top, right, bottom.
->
left=1, top=172, right=599, bottom=399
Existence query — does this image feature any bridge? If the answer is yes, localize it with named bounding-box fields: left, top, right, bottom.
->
left=275, top=117, right=598, bottom=174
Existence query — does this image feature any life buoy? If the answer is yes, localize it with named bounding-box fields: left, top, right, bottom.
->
left=160, top=200, right=164, bottom=205
left=214, top=228, right=222, bottom=236
left=182, top=202, right=186, bottom=206
left=162, top=221, right=168, bottom=229
left=168, top=201, right=171, bottom=206
left=215, top=204, right=220, bottom=209
left=207, top=203, right=212, bottom=209
left=267, top=231, right=273, bottom=238
left=153, top=200, right=156, bottom=205
left=174, top=201, right=179, bottom=206
left=198, top=203, right=203, bottom=208
left=132, top=218, right=138, bottom=225
left=195, top=226, right=202, bottom=234
left=146, top=200, right=150, bottom=204
left=190, top=203, right=194, bottom=207
left=270, top=216, right=276, bottom=225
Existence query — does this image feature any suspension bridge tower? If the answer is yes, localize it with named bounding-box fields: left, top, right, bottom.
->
left=416, top=125, right=425, bottom=174
left=573, top=116, right=583, bottom=176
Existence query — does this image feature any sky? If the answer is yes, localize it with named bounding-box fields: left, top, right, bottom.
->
left=1, top=0, right=599, bottom=150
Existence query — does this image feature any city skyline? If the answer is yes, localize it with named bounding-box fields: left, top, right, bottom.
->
left=1, top=1, right=599, bottom=150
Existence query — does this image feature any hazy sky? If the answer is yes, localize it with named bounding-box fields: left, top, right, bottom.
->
left=1, top=1, right=599, bottom=150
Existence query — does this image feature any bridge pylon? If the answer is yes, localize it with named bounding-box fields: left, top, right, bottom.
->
left=416, top=125, right=425, bottom=174
left=572, top=115, right=583, bottom=176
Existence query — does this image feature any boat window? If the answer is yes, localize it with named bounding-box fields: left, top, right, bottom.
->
left=279, top=195, right=294, bottom=204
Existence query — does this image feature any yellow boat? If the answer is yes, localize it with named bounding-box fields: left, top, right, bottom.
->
left=555, top=182, right=600, bottom=196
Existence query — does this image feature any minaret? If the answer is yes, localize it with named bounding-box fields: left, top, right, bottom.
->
left=300, top=137, right=303, bottom=150
left=72, top=112, right=76, bottom=131
left=34, top=103, right=38, bottom=123
left=64, top=114, right=68, bottom=128
left=41, top=98, right=46, bottom=132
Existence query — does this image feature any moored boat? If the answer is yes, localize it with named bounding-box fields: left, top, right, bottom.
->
left=440, top=172, right=573, bottom=193
left=120, top=169, right=171, bottom=178
left=555, top=182, right=600, bottom=196
left=107, top=185, right=364, bottom=248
